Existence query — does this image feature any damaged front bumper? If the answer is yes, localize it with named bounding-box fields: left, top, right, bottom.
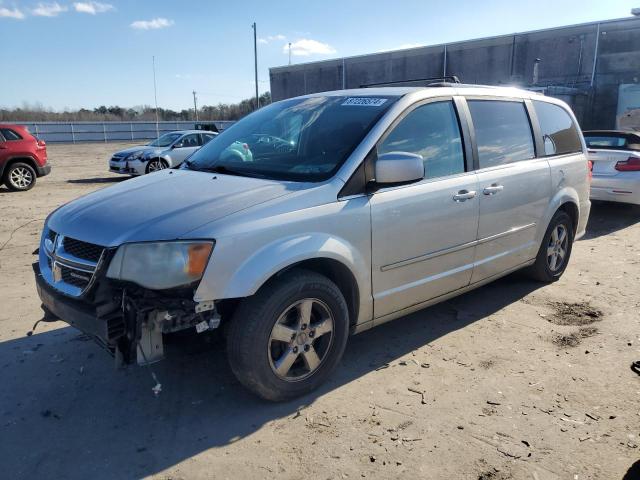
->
left=33, top=262, right=220, bottom=366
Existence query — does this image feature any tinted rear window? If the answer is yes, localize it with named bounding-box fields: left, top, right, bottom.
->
left=468, top=100, right=535, bottom=168
left=583, top=134, right=640, bottom=151
left=533, top=101, right=582, bottom=156
left=0, top=128, right=22, bottom=141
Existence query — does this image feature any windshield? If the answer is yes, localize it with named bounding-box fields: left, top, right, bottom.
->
left=148, top=132, right=182, bottom=147
left=182, top=95, right=396, bottom=181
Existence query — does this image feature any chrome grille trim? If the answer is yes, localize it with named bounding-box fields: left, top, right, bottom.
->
left=39, top=228, right=106, bottom=297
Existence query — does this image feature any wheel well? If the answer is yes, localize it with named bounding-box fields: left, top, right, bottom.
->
left=558, top=202, right=579, bottom=234
left=2, top=157, right=37, bottom=179
left=283, top=258, right=360, bottom=326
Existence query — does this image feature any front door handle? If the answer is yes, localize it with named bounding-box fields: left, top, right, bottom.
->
left=483, top=184, right=504, bottom=195
left=453, top=190, right=477, bottom=202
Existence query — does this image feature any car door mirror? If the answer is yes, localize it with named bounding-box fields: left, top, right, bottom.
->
left=374, top=152, right=424, bottom=184
left=173, top=142, right=183, bottom=149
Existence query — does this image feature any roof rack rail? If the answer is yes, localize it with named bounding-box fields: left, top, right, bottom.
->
left=360, top=75, right=461, bottom=88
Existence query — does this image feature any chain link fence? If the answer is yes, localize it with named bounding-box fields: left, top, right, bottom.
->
left=15, top=121, right=234, bottom=143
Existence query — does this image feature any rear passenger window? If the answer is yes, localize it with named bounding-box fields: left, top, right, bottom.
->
left=378, top=101, right=465, bottom=179
left=533, top=101, right=582, bottom=156
left=468, top=100, right=535, bottom=168
left=0, top=128, right=22, bottom=141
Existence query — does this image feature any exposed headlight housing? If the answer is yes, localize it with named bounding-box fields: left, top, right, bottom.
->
left=127, top=150, right=146, bottom=161
left=106, top=241, right=214, bottom=290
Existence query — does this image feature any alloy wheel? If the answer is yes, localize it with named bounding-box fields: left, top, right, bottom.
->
left=268, top=298, right=334, bottom=382
left=9, top=167, right=33, bottom=189
left=546, top=224, right=568, bottom=272
left=148, top=160, right=166, bottom=172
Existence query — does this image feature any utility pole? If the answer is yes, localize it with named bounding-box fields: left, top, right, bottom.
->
left=252, top=22, right=259, bottom=110
left=152, top=55, right=159, bottom=139
left=192, top=90, right=199, bottom=121
left=288, top=42, right=292, bottom=65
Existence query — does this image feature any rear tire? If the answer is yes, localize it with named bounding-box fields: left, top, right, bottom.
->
left=527, top=211, right=574, bottom=282
left=226, top=269, right=349, bottom=401
left=4, top=162, right=36, bottom=191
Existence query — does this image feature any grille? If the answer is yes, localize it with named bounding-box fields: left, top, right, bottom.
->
left=63, top=237, right=104, bottom=263
left=61, top=265, right=92, bottom=288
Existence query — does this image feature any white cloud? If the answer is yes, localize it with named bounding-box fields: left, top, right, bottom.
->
left=73, top=2, right=114, bottom=14
left=259, top=34, right=286, bottom=44
left=285, top=38, right=336, bottom=57
left=0, top=6, right=25, bottom=19
left=130, top=17, right=174, bottom=30
left=31, top=2, right=67, bottom=17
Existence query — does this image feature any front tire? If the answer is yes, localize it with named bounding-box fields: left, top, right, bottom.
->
left=4, top=162, right=36, bottom=191
left=146, top=159, right=168, bottom=174
left=226, top=270, right=350, bottom=401
left=527, top=210, right=574, bottom=282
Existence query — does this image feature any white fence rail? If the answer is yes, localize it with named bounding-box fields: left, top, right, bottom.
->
left=14, top=121, right=234, bottom=143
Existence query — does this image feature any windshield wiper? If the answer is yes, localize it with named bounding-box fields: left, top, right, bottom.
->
left=197, top=165, right=267, bottom=179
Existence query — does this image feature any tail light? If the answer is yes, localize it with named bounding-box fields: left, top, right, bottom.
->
left=37, top=139, right=46, bottom=148
left=587, top=160, right=593, bottom=181
left=614, top=157, right=640, bottom=172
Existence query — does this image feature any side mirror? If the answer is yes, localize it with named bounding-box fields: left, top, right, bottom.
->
left=374, top=152, right=424, bottom=185
left=172, top=142, right=183, bottom=149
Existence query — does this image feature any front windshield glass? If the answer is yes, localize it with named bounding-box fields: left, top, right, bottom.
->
left=183, top=95, right=397, bottom=181
left=148, top=132, right=182, bottom=147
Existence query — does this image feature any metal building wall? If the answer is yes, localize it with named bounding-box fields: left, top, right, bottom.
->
left=269, top=17, right=640, bottom=129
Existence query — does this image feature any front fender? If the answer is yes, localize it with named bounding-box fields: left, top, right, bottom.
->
left=207, top=233, right=368, bottom=301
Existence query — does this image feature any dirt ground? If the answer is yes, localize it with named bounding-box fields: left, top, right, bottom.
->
left=1, top=142, right=639, bottom=480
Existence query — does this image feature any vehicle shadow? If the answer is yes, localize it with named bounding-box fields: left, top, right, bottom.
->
left=67, top=177, right=129, bottom=184
left=0, top=275, right=542, bottom=480
left=582, top=201, right=640, bottom=240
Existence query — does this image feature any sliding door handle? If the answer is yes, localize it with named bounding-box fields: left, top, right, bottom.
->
left=453, top=190, right=477, bottom=202
left=483, top=184, right=504, bottom=195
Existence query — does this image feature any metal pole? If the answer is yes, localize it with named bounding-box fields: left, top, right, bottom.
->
left=443, top=44, right=447, bottom=77
left=288, top=42, right=292, bottom=65
left=152, top=55, right=160, bottom=139
left=590, top=23, right=600, bottom=87
left=252, top=22, right=259, bottom=110
left=192, top=90, right=199, bottom=121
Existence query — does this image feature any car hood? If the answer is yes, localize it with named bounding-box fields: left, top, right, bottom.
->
left=114, top=146, right=163, bottom=157
left=47, top=170, right=300, bottom=247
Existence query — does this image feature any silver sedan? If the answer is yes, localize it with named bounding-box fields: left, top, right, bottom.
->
left=585, top=130, right=640, bottom=205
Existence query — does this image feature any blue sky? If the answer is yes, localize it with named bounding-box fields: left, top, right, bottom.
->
left=0, top=0, right=636, bottom=111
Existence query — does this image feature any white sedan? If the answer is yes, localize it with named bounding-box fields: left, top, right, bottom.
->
left=584, top=130, right=640, bottom=205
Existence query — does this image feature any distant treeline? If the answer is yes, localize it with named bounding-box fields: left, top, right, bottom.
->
left=0, top=92, right=272, bottom=122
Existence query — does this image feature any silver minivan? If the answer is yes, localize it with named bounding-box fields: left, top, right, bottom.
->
left=34, top=85, right=590, bottom=400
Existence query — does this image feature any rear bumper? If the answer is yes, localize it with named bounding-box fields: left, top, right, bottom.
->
left=36, top=163, right=51, bottom=177
left=590, top=175, right=640, bottom=205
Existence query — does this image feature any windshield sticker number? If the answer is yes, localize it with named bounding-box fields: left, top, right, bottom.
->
left=341, top=97, right=388, bottom=107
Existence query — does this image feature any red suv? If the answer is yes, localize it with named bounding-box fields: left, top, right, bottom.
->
left=0, top=124, right=51, bottom=191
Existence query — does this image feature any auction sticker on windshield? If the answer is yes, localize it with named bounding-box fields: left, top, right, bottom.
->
left=341, top=97, right=388, bottom=107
